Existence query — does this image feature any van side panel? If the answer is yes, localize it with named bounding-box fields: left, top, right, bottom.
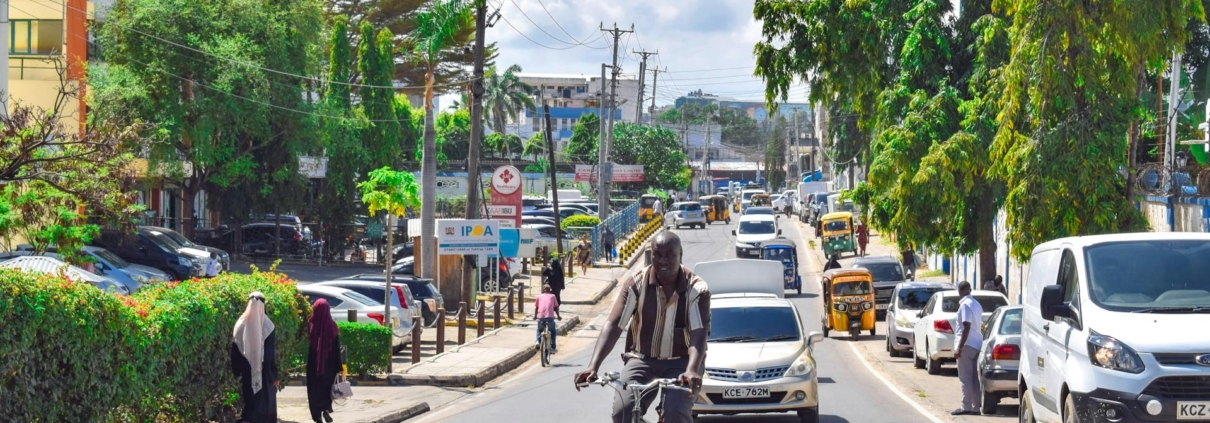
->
left=1021, top=247, right=1063, bottom=423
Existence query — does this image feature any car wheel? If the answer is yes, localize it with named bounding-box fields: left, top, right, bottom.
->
left=1020, top=389, right=1036, bottom=423
left=796, top=406, right=819, bottom=423
left=822, top=324, right=829, bottom=337
left=926, top=344, right=941, bottom=375
left=913, top=345, right=926, bottom=369
left=981, top=390, right=999, bottom=415
left=797, top=285, right=802, bottom=295
left=870, top=327, right=876, bottom=337
left=1064, top=394, right=1078, bottom=423
left=886, top=336, right=893, bottom=354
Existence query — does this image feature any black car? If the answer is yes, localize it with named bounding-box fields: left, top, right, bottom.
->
left=349, top=273, right=443, bottom=327
left=94, top=232, right=204, bottom=280
left=209, top=223, right=314, bottom=256
left=852, top=255, right=909, bottom=315
left=139, top=226, right=231, bottom=271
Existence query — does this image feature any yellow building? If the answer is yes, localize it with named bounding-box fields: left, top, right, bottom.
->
left=7, top=0, right=91, bottom=133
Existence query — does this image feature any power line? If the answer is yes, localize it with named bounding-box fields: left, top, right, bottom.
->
left=534, top=0, right=605, bottom=48
left=505, top=0, right=605, bottom=49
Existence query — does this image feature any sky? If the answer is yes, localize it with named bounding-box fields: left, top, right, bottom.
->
left=439, top=0, right=812, bottom=110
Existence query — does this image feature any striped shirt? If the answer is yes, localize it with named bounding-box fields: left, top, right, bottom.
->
left=610, top=265, right=710, bottom=360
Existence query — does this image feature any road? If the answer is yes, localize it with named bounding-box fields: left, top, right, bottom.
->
left=412, top=214, right=940, bottom=423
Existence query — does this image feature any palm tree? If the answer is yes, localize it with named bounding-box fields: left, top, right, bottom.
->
left=483, top=65, right=537, bottom=146
left=409, top=0, right=472, bottom=280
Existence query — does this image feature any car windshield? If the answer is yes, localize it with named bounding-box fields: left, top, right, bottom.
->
left=708, top=306, right=800, bottom=343
left=144, top=234, right=179, bottom=252
left=857, top=262, right=904, bottom=281
left=897, top=287, right=947, bottom=310
left=678, top=203, right=702, bottom=211
left=998, top=309, right=1023, bottom=334
left=405, top=282, right=432, bottom=299
left=742, top=191, right=761, bottom=200
left=1085, top=240, right=1210, bottom=311
left=158, top=230, right=195, bottom=247
left=641, top=197, right=658, bottom=207
left=746, top=208, right=773, bottom=215
left=941, top=295, right=1008, bottom=313
left=343, top=291, right=381, bottom=307
left=833, top=281, right=872, bottom=295
left=823, top=220, right=849, bottom=232
left=92, top=249, right=130, bottom=268
left=738, top=221, right=775, bottom=235
left=698, top=199, right=711, bottom=206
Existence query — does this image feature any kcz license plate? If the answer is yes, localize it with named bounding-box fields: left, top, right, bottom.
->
left=876, top=304, right=888, bottom=310
left=722, top=387, right=771, bottom=399
left=1179, top=402, right=1210, bottom=419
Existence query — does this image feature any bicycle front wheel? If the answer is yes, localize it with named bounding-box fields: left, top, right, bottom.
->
left=540, top=332, right=551, bottom=367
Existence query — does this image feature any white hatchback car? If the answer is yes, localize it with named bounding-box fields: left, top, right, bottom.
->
left=665, top=201, right=708, bottom=229
left=911, top=290, right=1008, bottom=374
left=692, top=259, right=824, bottom=423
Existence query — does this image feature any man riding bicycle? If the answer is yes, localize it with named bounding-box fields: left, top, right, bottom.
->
left=573, top=232, right=711, bottom=423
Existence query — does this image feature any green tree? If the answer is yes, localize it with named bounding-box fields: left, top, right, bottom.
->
left=484, top=64, right=536, bottom=134
left=523, top=132, right=546, bottom=160
left=486, top=133, right=523, bottom=158
left=764, top=117, right=788, bottom=190
left=317, top=16, right=368, bottom=242
left=394, top=94, right=422, bottom=161
left=359, top=23, right=402, bottom=169
left=991, top=0, right=1202, bottom=258
left=92, top=0, right=324, bottom=236
left=565, top=113, right=600, bottom=162
left=611, top=123, right=689, bottom=190
left=356, top=166, right=419, bottom=372
left=408, top=0, right=473, bottom=280
left=436, top=109, right=470, bottom=161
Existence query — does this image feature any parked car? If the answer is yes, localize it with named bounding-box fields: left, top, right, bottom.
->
left=140, top=229, right=220, bottom=276
left=1019, top=233, right=1210, bottom=423
left=0, top=255, right=130, bottom=295
left=296, top=284, right=412, bottom=351
left=391, top=242, right=414, bottom=262
left=94, top=232, right=205, bottom=280
left=391, top=256, right=415, bottom=276
left=664, top=201, right=707, bottom=229
left=692, top=259, right=824, bottom=422
left=852, top=255, right=909, bottom=315
left=885, top=282, right=951, bottom=357
left=744, top=207, right=777, bottom=216
left=522, top=216, right=557, bottom=227
left=14, top=244, right=172, bottom=293
left=139, top=226, right=231, bottom=271
left=911, top=290, right=1008, bottom=374
left=525, top=223, right=572, bottom=252
left=348, top=274, right=444, bottom=327
left=253, top=213, right=313, bottom=240
left=977, top=305, right=1023, bottom=414
left=732, top=215, right=780, bottom=258
left=218, top=223, right=314, bottom=257
left=315, top=279, right=426, bottom=332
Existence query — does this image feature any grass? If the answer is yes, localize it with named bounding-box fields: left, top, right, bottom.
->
left=918, top=269, right=946, bottom=279
left=914, top=389, right=928, bottom=398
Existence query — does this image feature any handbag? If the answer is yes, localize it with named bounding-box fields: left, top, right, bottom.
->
left=332, top=371, right=353, bottom=402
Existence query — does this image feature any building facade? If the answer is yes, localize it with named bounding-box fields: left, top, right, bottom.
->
left=512, top=73, right=636, bottom=146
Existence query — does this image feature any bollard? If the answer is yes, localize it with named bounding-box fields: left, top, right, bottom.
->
left=410, top=315, right=421, bottom=364
left=493, top=297, right=501, bottom=330
left=506, top=288, right=515, bottom=320
left=347, top=309, right=357, bottom=322
left=457, top=302, right=467, bottom=345
left=518, top=286, right=525, bottom=314
left=435, top=307, right=446, bottom=354
left=477, top=299, right=486, bottom=337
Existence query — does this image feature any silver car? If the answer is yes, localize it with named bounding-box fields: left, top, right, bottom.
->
left=885, top=282, right=950, bottom=357
left=297, top=285, right=413, bottom=352
left=664, top=202, right=707, bottom=229
left=976, top=305, right=1022, bottom=415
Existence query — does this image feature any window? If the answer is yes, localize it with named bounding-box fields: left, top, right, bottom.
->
left=855, top=262, right=905, bottom=282
left=833, top=281, right=872, bottom=296
left=941, top=295, right=1008, bottom=313
left=981, top=309, right=999, bottom=338
left=737, top=220, right=775, bottom=235
left=11, top=20, right=64, bottom=55
left=897, top=287, right=946, bottom=310
left=1085, top=239, right=1210, bottom=311
left=708, top=306, right=800, bottom=342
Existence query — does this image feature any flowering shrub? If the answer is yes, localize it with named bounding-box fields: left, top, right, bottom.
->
left=336, top=322, right=392, bottom=378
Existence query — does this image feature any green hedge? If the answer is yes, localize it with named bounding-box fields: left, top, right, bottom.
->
left=0, top=268, right=312, bottom=422
left=336, top=322, right=391, bottom=378
left=560, top=215, right=601, bottom=230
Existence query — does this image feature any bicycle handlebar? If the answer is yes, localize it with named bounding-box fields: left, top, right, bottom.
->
left=581, top=372, right=691, bottom=393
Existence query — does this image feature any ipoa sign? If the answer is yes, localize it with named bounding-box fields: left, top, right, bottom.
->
left=436, top=219, right=499, bottom=255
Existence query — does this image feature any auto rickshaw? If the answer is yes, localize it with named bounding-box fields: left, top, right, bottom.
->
left=638, top=195, right=660, bottom=222
left=820, top=211, right=857, bottom=257
left=760, top=238, right=800, bottom=294
left=699, top=195, right=731, bottom=224
left=820, top=268, right=876, bottom=339
left=750, top=193, right=772, bottom=208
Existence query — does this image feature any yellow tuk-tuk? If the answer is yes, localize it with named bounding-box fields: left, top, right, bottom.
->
left=820, top=212, right=857, bottom=257
left=638, top=195, right=661, bottom=222
left=820, top=268, right=876, bottom=339
left=749, top=193, right=772, bottom=208
left=698, top=195, right=731, bottom=224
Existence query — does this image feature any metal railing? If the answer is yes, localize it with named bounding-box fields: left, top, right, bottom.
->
left=591, top=200, right=641, bottom=263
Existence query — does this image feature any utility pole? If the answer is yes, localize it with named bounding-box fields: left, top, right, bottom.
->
left=633, top=50, right=657, bottom=123
left=542, top=92, right=564, bottom=261
left=0, top=0, right=8, bottom=118
left=648, top=67, right=663, bottom=122
left=462, top=0, right=496, bottom=300
left=601, top=23, right=632, bottom=219
left=598, top=64, right=608, bottom=217
left=1167, top=51, right=1182, bottom=179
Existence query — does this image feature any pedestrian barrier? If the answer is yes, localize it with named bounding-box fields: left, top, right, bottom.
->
left=591, top=200, right=642, bottom=263
left=476, top=299, right=486, bottom=337
left=618, top=215, right=664, bottom=264
left=506, top=288, right=515, bottom=320
left=436, top=307, right=446, bottom=354
left=411, top=316, right=422, bottom=364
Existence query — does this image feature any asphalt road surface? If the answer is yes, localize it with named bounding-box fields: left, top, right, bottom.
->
left=412, top=214, right=938, bottom=423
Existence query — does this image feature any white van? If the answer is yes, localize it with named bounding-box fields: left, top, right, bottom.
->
left=1019, top=233, right=1210, bottom=423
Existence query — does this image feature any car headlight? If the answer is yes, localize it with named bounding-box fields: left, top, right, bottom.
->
left=895, top=315, right=913, bottom=329
left=1087, top=332, right=1144, bottom=374
left=177, top=256, right=191, bottom=266
left=783, top=352, right=816, bottom=377
left=862, top=302, right=874, bottom=311
left=785, top=275, right=794, bottom=283
left=736, top=243, right=755, bottom=249
left=834, top=303, right=848, bottom=312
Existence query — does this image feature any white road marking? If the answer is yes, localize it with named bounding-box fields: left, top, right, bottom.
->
left=847, top=339, right=948, bottom=423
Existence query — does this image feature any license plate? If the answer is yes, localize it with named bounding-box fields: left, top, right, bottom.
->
left=876, top=304, right=888, bottom=310
left=722, top=387, right=771, bottom=399
left=1179, top=402, right=1210, bottom=419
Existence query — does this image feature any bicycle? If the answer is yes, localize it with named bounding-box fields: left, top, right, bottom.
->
left=579, top=371, right=692, bottom=423
left=539, top=325, right=553, bottom=367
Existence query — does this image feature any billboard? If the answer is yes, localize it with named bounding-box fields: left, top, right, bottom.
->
left=574, top=164, right=645, bottom=182
left=436, top=219, right=499, bottom=255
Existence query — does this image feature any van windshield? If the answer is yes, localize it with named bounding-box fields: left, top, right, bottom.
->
left=738, top=221, right=775, bottom=235
left=1085, top=240, right=1210, bottom=312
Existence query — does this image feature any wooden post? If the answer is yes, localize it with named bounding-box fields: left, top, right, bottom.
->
left=347, top=310, right=357, bottom=322
left=457, top=302, right=467, bottom=345
left=477, top=299, right=486, bottom=337
left=410, top=316, right=421, bottom=364
left=435, top=307, right=446, bottom=354
left=507, top=288, right=515, bottom=320
left=493, top=297, right=501, bottom=330
left=518, top=286, right=525, bottom=314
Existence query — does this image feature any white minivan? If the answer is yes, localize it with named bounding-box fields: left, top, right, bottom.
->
left=1019, top=233, right=1210, bottom=423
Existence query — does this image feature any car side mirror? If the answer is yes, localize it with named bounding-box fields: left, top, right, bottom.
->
left=731, top=230, right=737, bottom=236
left=807, top=331, right=824, bottom=345
left=917, top=311, right=925, bottom=319
left=1040, top=285, right=1065, bottom=321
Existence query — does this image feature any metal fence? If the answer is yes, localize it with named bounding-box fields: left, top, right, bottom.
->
left=591, top=200, right=642, bottom=263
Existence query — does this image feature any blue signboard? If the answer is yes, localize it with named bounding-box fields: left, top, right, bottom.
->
left=498, top=228, right=520, bottom=258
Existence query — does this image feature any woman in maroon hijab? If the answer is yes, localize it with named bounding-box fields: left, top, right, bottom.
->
left=306, top=299, right=343, bottom=423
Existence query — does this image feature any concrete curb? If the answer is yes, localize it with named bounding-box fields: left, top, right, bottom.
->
left=352, top=402, right=431, bottom=423
left=385, top=315, right=581, bottom=388
left=563, top=278, right=618, bottom=305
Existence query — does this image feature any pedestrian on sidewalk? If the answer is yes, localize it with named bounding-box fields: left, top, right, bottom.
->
left=542, top=258, right=566, bottom=310
left=535, top=284, right=561, bottom=353
left=901, top=247, right=917, bottom=280
left=855, top=222, right=869, bottom=257
left=230, top=291, right=280, bottom=423
left=982, top=275, right=1007, bottom=297
left=602, top=227, right=616, bottom=262
left=306, top=299, right=344, bottom=423
left=952, top=281, right=985, bottom=416
left=573, top=232, right=710, bottom=423
left=574, top=236, right=592, bottom=275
